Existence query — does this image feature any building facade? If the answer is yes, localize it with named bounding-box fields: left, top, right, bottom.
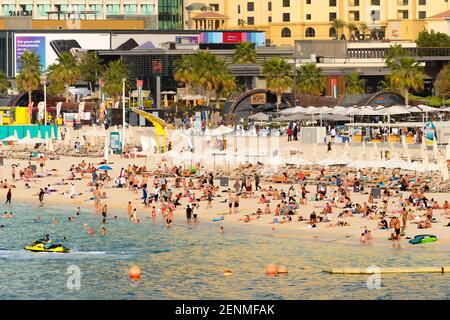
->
left=158, top=0, right=183, bottom=30
left=0, top=0, right=157, bottom=20
left=184, top=0, right=450, bottom=45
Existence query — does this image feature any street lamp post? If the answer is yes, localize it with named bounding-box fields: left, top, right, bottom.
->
left=40, top=75, right=47, bottom=125
left=122, top=78, right=126, bottom=152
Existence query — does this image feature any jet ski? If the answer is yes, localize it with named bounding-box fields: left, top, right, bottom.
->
left=24, top=238, right=69, bottom=253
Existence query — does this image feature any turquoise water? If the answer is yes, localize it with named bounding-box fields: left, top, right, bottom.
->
left=0, top=203, right=448, bottom=300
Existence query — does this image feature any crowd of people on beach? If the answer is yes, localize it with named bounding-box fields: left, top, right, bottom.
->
left=2, top=149, right=450, bottom=245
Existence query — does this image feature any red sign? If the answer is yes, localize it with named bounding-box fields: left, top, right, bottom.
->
left=137, top=80, right=143, bottom=87
left=223, top=32, right=243, bottom=43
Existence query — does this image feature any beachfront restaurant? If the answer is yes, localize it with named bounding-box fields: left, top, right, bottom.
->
left=345, top=122, right=433, bottom=144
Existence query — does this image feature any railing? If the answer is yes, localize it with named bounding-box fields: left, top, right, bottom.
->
left=347, top=47, right=450, bottom=59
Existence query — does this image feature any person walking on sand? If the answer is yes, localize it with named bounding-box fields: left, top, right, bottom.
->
left=327, top=140, right=332, bottom=153
left=5, top=188, right=12, bottom=204
left=11, top=165, right=16, bottom=182
left=127, top=201, right=133, bottom=220
left=255, top=173, right=261, bottom=191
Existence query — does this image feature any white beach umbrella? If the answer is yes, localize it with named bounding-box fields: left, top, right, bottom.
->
left=446, top=138, right=450, bottom=160
left=2, top=135, right=19, bottom=143
left=344, top=140, right=350, bottom=158
left=51, top=127, right=56, bottom=140
left=210, top=125, right=234, bottom=136
left=361, top=141, right=367, bottom=157
left=432, top=139, right=439, bottom=159
left=48, top=139, right=54, bottom=152
left=356, top=107, right=382, bottom=116
left=380, top=105, right=411, bottom=115
left=279, top=106, right=306, bottom=115
left=441, top=160, right=449, bottom=181
left=286, top=157, right=313, bottom=166
left=331, top=106, right=348, bottom=115
left=373, top=143, right=379, bottom=160
left=104, top=139, right=109, bottom=161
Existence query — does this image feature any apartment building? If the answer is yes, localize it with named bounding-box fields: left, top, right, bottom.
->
left=185, top=0, right=450, bottom=45
left=0, top=0, right=158, bottom=20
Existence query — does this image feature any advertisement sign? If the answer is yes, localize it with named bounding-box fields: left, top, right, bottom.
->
left=223, top=32, right=243, bottom=43
left=111, top=33, right=199, bottom=50
left=15, top=36, right=46, bottom=73
left=14, top=32, right=110, bottom=75
left=63, top=113, right=80, bottom=125
left=250, top=93, right=267, bottom=105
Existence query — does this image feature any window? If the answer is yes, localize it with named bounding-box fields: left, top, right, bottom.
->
left=419, top=11, right=426, bottom=19
left=209, top=3, right=219, bottom=11
left=305, top=27, right=315, bottom=37
left=329, top=27, right=337, bottom=38
left=89, top=4, right=102, bottom=17
left=107, top=4, right=120, bottom=15
left=283, top=0, right=290, bottom=7
left=419, top=0, right=426, bottom=4
left=247, top=16, right=254, bottom=25
left=371, top=10, right=380, bottom=21
left=281, top=27, right=291, bottom=37
left=2, top=4, right=15, bottom=16
left=306, top=0, right=311, bottom=3
left=306, top=14, right=311, bottom=20
left=351, top=11, right=360, bottom=21
left=72, top=4, right=85, bottom=12
left=237, top=5, right=240, bottom=14
left=329, top=0, right=337, bottom=6
left=371, top=0, right=380, bottom=5
left=268, top=2, right=272, bottom=11
left=329, top=12, right=337, bottom=21
left=38, top=4, right=51, bottom=17
left=268, top=16, right=272, bottom=22
left=283, top=13, right=290, bottom=22
left=247, top=2, right=254, bottom=11
left=124, top=4, right=137, bottom=15
left=141, top=4, right=154, bottom=15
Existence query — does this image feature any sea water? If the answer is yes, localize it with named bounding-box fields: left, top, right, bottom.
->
left=0, top=203, right=448, bottom=300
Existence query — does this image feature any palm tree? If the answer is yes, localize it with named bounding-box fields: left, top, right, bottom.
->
left=79, top=52, right=104, bottom=93
left=174, top=55, right=195, bottom=108
left=46, top=63, right=65, bottom=96
left=345, top=72, right=366, bottom=94
left=192, top=51, right=224, bottom=107
left=0, top=72, right=9, bottom=94
left=359, top=22, right=369, bottom=39
left=16, top=51, right=42, bottom=105
left=390, top=57, right=424, bottom=105
left=262, top=58, right=292, bottom=112
left=332, top=19, right=346, bottom=39
left=435, top=64, right=450, bottom=102
left=214, top=72, right=236, bottom=109
left=296, top=63, right=325, bottom=96
left=47, top=52, right=80, bottom=102
left=384, top=44, right=409, bottom=69
left=346, top=22, right=357, bottom=40
left=233, top=42, right=257, bottom=64
left=102, top=60, right=130, bottom=107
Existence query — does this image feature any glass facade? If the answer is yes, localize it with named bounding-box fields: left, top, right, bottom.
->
left=158, top=0, right=183, bottom=30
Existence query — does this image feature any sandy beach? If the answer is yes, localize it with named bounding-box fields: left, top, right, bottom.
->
left=1, top=135, right=449, bottom=249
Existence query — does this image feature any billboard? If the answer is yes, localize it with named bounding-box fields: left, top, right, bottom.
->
left=200, top=31, right=265, bottom=47
left=15, top=36, right=46, bottom=73
left=111, top=33, right=200, bottom=50
left=14, top=32, right=110, bottom=75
